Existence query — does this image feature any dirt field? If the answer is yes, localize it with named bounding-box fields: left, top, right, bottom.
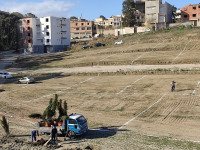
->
left=1, top=27, right=200, bottom=149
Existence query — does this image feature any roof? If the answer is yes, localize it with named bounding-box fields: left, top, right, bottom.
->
left=69, top=114, right=82, bottom=120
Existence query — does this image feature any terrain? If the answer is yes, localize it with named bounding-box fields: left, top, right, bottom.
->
left=1, top=27, right=200, bottom=149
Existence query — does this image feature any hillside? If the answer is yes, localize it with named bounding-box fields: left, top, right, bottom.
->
left=1, top=27, right=200, bottom=149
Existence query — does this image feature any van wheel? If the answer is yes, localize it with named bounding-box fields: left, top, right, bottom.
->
left=68, top=131, right=76, bottom=139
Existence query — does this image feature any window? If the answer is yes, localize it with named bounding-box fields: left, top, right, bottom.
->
left=69, top=119, right=77, bottom=124
left=199, top=5, right=200, bottom=8
left=76, top=23, right=78, bottom=26
left=46, top=25, right=49, bottom=29
left=27, top=20, right=30, bottom=23
left=46, top=32, right=49, bottom=36
left=87, top=23, right=90, bottom=25
left=46, top=18, right=49, bottom=22
left=76, top=28, right=79, bottom=30
left=27, top=27, right=30, bottom=30
left=28, top=40, right=31, bottom=43
left=28, top=33, right=31, bottom=36
left=184, top=15, right=188, bottom=18
left=87, top=27, right=91, bottom=30
left=193, top=14, right=196, bottom=17
left=184, top=8, right=187, bottom=11
left=46, top=39, right=49, bottom=43
left=81, top=23, right=84, bottom=26
left=81, top=27, right=85, bottom=30
left=193, top=7, right=196, bottom=10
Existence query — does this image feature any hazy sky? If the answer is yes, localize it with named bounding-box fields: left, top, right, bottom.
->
left=0, top=0, right=199, bottom=20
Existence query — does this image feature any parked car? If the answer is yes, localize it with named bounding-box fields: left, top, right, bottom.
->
left=145, top=28, right=151, bottom=32
left=18, top=76, right=35, bottom=84
left=0, top=72, right=13, bottom=79
left=82, top=45, right=92, bottom=49
left=95, top=43, right=105, bottom=47
left=115, top=40, right=123, bottom=45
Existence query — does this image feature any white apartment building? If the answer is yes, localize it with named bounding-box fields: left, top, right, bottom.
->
left=22, top=16, right=70, bottom=53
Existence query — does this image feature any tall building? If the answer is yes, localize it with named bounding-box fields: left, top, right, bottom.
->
left=181, top=4, right=200, bottom=26
left=21, top=16, right=70, bottom=54
left=145, top=0, right=172, bottom=30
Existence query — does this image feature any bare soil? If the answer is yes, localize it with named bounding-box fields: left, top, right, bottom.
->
left=1, top=28, right=200, bottom=149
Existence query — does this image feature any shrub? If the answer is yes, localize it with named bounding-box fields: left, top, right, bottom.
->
left=0, top=116, right=9, bottom=136
left=28, top=113, right=42, bottom=119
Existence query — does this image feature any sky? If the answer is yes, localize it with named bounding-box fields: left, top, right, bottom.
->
left=0, top=0, right=199, bottom=20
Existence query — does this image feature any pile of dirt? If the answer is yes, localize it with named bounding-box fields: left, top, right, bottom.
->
left=0, top=136, right=58, bottom=150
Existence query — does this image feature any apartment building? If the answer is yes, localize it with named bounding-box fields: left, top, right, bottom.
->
left=94, top=15, right=123, bottom=29
left=145, top=0, right=172, bottom=30
left=134, top=0, right=145, bottom=26
left=21, top=16, right=70, bottom=54
left=181, top=4, right=200, bottom=26
left=70, top=19, right=96, bottom=39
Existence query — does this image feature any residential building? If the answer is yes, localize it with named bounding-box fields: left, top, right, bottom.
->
left=145, top=0, right=172, bottom=30
left=180, top=4, right=200, bottom=26
left=94, top=15, right=123, bottom=29
left=133, top=0, right=145, bottom=26
left=21, top=16, right=70, bottom=54
left=70, top=19, right=96, bottom=39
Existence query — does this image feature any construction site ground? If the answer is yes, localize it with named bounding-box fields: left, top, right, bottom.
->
left=1, top=27, right=200, bottom=149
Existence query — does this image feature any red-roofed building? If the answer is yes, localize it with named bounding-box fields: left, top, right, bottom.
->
left=181, top=4, right=200, bottom=26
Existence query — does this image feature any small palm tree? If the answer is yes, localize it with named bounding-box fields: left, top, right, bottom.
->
left=0, top=116, right=9, bottom=136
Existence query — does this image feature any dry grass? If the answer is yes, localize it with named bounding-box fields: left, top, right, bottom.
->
left=2, top=27, right=200, bottom=149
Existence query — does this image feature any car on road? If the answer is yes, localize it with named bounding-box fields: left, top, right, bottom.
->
left=95, top=43, right=105, bottom=47
left=18, top=76, right=35, bottom=84
left=82, top=45, right=92, bottom=49
left=114, top=40, right=123, bottom=45
left=0, top=72, right=13, bottom=79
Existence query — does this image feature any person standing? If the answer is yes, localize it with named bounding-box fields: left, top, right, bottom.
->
left=51, top=125, right=57, bottom=144
left=31, top=130, right=39, bottom=142
left=171, top=81, right=176, bottom=92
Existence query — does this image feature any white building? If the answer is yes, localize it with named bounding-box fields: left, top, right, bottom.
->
left=22, top=16, right=70, bottom=53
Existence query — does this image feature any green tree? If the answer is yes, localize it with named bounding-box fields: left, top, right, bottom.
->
left=63, top=100, right=68, bottom=116
left=24, top=13, right=37, bottom=18
left=0, top=11, right=23, bottom=51
left=0, top=116, right=9, bottom=136
left=122, top=0, right=136, bottom=27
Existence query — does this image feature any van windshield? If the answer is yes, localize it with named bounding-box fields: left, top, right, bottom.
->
left=77, top=116, right=86, bottom=124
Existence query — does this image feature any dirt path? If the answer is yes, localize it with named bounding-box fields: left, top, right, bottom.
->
left=9, top=64, right=200, bottom=75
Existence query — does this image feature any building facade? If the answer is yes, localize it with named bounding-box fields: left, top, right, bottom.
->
left=70, top=19, right=96, bottom=39
left=145, top=0, right=172, bottom=30
left=21, top=16, right=70, bottom=54
left=94, top=15, right=123, bottom=29
left=181, top=4, right=200, bottom=26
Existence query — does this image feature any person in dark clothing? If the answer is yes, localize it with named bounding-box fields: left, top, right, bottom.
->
left=31, top=130, right=39, bottom=142
left=51, top=125, right=57, bottom=143
left=171, top=81, right=176, bottom=92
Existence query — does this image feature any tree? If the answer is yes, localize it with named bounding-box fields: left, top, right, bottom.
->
left=24, top=13, right=37, bottom=18
left=0, top=116, right=9, bottom=136
left=63, top=100, right=68, bottom=116
left=172, top=5, right=177, bottom=23
left=100, top=15, right=106, bottom=20
left=122, top=0, right=136, bottom=27
left=0, top=11, right=23, bottom=51
left=70, top=16, right=78, bottom=21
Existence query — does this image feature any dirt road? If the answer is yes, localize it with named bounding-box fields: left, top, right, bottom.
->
left=9, top=64, right=200, bottom=75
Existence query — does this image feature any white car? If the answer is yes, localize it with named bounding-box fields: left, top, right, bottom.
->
left=18, top=76, right=35, bottom=84
left=0, top=72, right=13, bottom=79
left=114, top=40, right=123, bottom=45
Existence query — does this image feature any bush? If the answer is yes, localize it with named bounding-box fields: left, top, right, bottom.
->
left=28, top=113, right=42, bottom=119
left=1, top=116, right=9, bottom=136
